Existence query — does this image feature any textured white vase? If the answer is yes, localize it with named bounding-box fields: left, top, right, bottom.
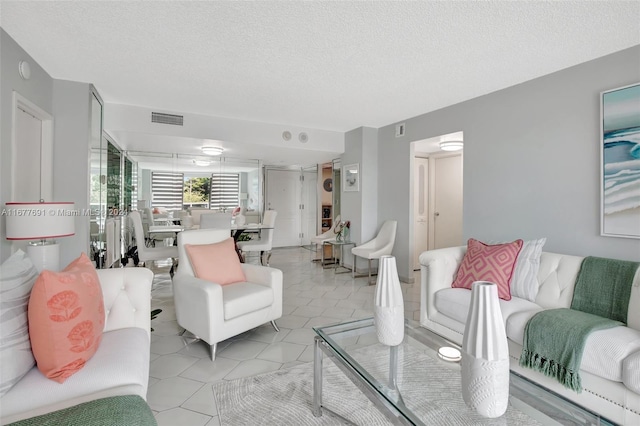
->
left=235, top=214, right=246, bottom=226
left=374, top=255, right=404, bottom=346
left=461, top=281, right=510, bottom=418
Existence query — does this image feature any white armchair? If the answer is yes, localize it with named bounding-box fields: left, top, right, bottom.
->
left=351, top=220, right=397, bottom=285
left=173, top=229, right=283, bottom=360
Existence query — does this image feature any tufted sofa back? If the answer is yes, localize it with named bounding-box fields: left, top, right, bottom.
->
left=96, top=268, right=154, bottom=339
left=536, top=252, right=640, bottom=331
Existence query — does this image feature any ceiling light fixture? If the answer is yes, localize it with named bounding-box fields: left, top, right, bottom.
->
left=439, top=141, right=464, bottom=151
left=201, top=146, right=224, bottom=156
left=194, top=159, right=211, bottom=167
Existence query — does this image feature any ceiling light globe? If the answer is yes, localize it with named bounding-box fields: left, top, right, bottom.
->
left=439, top=141, right=464, bottom=151
left=202, top=146, right=224, bottom=156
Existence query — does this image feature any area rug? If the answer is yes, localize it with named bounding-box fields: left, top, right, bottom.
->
left=213, top=344, right=541, bottom=425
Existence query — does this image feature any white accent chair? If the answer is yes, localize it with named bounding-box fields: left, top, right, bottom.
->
left=351, top=220, right=397, bottom=285
left=173, top=229, right=283, bottom=360
left=237, top=210, right=278, bottom=266
left=129, top=211, right=178, bottom=273
left=199, top=212, right=232, bottom=230
left=310, top=215, right=341, bottom=261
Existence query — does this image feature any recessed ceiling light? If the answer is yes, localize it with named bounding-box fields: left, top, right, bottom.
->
left=439, top=141, right=464, bottom=151
left=194, top=159, right=211, bottom=166
left=202, top=146, right=224, bottom=156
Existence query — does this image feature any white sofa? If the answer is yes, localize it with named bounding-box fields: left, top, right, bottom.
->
left=420, top=246, right=640, bottom=425
left=0, top=267, right=153, bottom=424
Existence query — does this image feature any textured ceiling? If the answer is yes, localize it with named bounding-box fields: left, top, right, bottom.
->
left=2, top=1, right=639, bottom=135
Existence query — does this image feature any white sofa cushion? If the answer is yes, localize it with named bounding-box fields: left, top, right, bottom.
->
left=0, top=327, right=149, bottom=424
left=508, top=311, right=640, bottom=383
left=222, top=282, right=274, bottom=320
left=0, top=250, right=39, bottom=397
left=511, top=238, right=546, bottom=302
left=623, top=351, right=640, bottom=394
left=434, top=288, right=541, bottom=326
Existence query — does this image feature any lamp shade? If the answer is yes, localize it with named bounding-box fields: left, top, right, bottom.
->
left=5, top=202, right=75, bottom=240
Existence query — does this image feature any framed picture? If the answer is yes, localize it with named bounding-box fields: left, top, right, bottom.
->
left=343, top=163, right=360, bottom=192
left=601, top=82, right=640, bottom=239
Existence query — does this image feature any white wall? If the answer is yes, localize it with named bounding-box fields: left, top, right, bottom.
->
left=0, top=29, right=54, bottom=262
left=378, top=45, right=640, bottom=281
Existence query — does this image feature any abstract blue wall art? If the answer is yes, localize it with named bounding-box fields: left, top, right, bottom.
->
left=601, top=83, right=640, bottom=238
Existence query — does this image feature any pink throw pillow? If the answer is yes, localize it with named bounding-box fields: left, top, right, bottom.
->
left=185, top=238, right=247, bottom=285
left=452, top=238, right=523, bottom=301
left=28, top=253, right=105, bottom=383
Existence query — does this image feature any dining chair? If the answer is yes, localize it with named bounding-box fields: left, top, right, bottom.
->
left=129, top=210, right=179, bottom=274
left=173, top=229, right=283, bottom=360
left=199, top=212, right=232, bottom=230
left=143, top=207, right=175, bottom=247
left=351, top=220, right=397, bottom=285
left=237, top=210, right=277, bottom=266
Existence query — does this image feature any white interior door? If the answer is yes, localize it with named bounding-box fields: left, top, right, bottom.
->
left=413, top=157, right=429, bottom=269
left=15, top=107, right=43, bottom=201
left=432, top=154, right=463, bottom=249
left=266, top=169, right=302, bottom=247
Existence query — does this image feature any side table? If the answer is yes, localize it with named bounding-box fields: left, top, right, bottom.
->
left=327, top=240, right=356, bottom=274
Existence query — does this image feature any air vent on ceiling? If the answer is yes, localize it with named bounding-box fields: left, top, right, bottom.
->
left=151, top=112, right=184, bottom=126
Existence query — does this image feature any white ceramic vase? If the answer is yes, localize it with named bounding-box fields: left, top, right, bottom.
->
left=235, top=214, right=246, bottom=226
left=461, top=281, right=510, bottom=418
left=373, top=255, right=404, bottom=346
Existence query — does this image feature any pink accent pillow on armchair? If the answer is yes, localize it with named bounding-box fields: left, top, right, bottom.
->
left=28, top=253, right=105, bottom=383
left=185, top=238, right=246, bottom=285
left=452, top=238, right=523, bottom=301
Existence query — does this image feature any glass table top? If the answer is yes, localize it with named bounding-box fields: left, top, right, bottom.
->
left=313, top=318, right=615, bottom=426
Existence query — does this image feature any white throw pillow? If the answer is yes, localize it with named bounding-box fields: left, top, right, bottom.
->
left=623, top=351, right=640, bottom=394
left=488, top=238, right=546, bottom=302
left=0, top=250, right=39, bottom=396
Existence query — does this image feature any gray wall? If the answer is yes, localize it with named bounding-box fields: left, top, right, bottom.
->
left=52, top=80, right=92, bottom=267
left=0, top=29, right=54, bottom=262
left=342, top=126, right=378, bottom=270
left=378, top=45, right=640, bottom=281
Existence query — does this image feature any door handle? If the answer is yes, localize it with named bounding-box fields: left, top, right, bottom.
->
left=434, top=212, right=440, bottom=217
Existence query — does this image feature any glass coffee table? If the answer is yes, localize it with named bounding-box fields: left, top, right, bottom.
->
left=312, top=318, right=615, bottom=425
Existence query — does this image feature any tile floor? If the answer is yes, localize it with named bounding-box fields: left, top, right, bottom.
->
left=146, top=246, right=421, bottom=425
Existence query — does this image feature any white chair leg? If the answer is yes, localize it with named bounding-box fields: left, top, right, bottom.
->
left=368, top=258, right=374, bottom=285
left=210, top=343, right=217, bottom=361
left=270, top=320, right=280, bottom=332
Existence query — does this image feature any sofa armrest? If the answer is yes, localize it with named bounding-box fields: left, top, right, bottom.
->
left=97, top=268, right=153, bottom=340
left=419, top=246, right=466, bottom=323
left=172, top=274, right=225, bottom=343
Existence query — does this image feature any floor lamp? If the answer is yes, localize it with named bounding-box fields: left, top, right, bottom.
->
left=5, top=202, right=75, bottom=272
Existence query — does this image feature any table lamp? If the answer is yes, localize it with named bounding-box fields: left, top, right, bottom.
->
left=5, top=201, right=75, bottom=272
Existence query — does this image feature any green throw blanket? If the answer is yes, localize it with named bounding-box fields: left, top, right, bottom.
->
left=8, top=395, right=157, bottom=426
left=519, top=256, right=638, bottom=393
left=571, top=256, right=639, bottom=322
left=519, top=308, right=621, bottom=392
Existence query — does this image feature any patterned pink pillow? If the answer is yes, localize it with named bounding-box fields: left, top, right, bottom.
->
left=28, top=253, right=104, bottom=383
left=452, top=238, right=523, bottom=301
left=185, top=238, right=246, bottom=285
